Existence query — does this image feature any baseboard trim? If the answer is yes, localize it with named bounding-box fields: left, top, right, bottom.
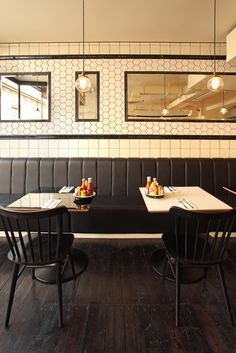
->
left=1, top=232, right=235, bottom=239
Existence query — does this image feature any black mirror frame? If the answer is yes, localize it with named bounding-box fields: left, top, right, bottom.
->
left=125, top=71, right=236, bottom=123
left=0, top=72, right=51, bottom=122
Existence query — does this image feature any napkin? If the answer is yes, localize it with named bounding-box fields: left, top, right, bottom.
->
left=58, top=186, right=74, bottom=193
left=41, top=199, right=62, bottom=209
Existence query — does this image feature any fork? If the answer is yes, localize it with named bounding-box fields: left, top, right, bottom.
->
left=183, top=198, right=196, bottom=209
left=177, top=199, right=191, bottom=209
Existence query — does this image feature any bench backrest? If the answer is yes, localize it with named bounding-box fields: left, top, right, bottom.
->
left=0, top=158, right=235, bottom=197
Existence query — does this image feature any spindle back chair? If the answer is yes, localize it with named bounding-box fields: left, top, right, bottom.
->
left=0, top=206, right=75, bottom=328
left=162, top=206, right=236, bottom=327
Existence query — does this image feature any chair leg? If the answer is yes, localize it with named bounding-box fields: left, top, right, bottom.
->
left=5, top=263, right=20, bottom=328
left=56, top=262, right=63, bottom=328
left=175, top=260, right=180, bottom=327
left=162, top=255, right=168, bottom=279
left=68, top=252, right=76, bottom=280
left=217, top=263, right=234, bottom=326
left=31, top=268, right=36, bottom=280
left=203, top=267, right=208, bottom=280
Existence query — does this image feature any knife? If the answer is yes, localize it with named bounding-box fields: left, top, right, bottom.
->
left=183, top=198, right=196, bottom=209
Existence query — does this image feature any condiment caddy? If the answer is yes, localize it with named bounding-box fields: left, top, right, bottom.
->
left=74, top=177, right=96, bottom=204
left=145, top=176, right=164, bottom=198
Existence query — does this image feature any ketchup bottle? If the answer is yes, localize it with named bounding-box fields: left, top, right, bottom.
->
left=146, top=176, right=151, bottom=191
left=87, top=177, right=94, bottom=196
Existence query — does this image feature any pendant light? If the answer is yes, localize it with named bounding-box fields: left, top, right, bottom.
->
left=219, top=90, right=228, bottom=115
left=161, top=74, right=169, bottom=116
left=75, top=0, right=91, bottom=92
left=207, top=0, right=224, bottom=92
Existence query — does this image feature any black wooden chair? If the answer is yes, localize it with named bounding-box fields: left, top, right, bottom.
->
left=162, top=206, right=236, bottom=327
left=0, top=206, right=76, bottom=328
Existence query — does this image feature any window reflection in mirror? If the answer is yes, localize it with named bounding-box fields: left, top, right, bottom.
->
left=125, top=72, right=236, bottom=122
left=75, top=72, right=99, bottom=121
left=0, top=73, right=51, bottom=121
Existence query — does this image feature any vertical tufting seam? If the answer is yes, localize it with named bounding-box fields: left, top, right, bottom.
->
left=23, top=158, right=26, bottom=194
left=96, top=158, right=98, bottom=196
left=39, top=158, right=41, bottom=190
left=126, top=159, right=128, bottom=197
left=213, top=159, right=216, bottom=196
left=227, top=159, right=230, bottom=186
left=67, top=159, right=69, bottom=186
left=185, top=159, right=187, bottom=186
left=10, top=158, right=13, bottom=194
left=53, top=158, right=55, bottom=189
left=199, top=159, right=202, bottom=189
left=112, top=159, right=114, bottom=197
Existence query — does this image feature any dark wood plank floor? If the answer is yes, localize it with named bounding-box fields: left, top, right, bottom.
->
left=0, top=237, right=236, bottom=353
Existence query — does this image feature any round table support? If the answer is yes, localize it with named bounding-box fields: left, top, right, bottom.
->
left=151, top=248, right=205, bottom=284
left=34, top=247, right=88, bottom=284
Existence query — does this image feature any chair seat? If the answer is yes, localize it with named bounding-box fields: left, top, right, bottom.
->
left=162, top=232, right=211, bottom=264
left=8, top=232, right=74, bottom=266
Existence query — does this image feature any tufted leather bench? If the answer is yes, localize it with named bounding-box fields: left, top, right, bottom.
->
left=0, top=158, right=236, bottom=233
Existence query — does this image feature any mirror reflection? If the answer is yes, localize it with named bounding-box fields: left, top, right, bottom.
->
left=0, top=73, right=50, bottom=121
left=125, top=72, right=236, bottom=122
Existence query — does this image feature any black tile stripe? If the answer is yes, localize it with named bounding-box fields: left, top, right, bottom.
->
left=0, top=54, right=227, bottom=60
left=0, top=134, right=235, bottom=140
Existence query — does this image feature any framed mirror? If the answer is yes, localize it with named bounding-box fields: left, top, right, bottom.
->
left=0, top=72, right=51, bottom=121
left=125, top=71, right=236, bottom=122
left=75, top=71, right=100, bottom=121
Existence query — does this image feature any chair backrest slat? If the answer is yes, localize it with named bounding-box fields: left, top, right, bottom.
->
left=47, top=217, right=52, bottom=261
left=1, top=215, right=15, bottom=257
left=37, top=218, right=43, bottom=262
left=0, top=206, right=68, bottom=266
left=201, top=219, right=211, bottom=261
left=218, top=215, right=235, bottom=258
left=169, top=207, right=236, bottom=265
left=56, top=214, right=63, bottom=259
left=193, top=219, right=200, bottom=261
left=210, top=219, right=221, bottom=259
left=26, top=219, right=35, bottom=262
left=16, top=219, right=28, bottom=262
left=7, top=217, right=21, bottom=260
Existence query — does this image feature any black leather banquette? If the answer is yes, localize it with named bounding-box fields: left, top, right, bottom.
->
left=0, top=158, right=235, bottom=233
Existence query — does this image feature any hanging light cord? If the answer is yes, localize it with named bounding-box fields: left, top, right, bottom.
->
left=213, top=0, right=216, bottom=74
left=82, top=0, right=85, bottom=73
left=164, top=74, right=166, bottom=107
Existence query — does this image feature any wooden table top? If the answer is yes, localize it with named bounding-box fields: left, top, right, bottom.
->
left=140, top=186, right=232, bottom=213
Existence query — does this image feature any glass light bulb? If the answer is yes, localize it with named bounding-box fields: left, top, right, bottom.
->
left=207, top=75, right=224, bottom=91
left=220, top=106, right=228, bottom=115
left=161, top=107, right=169, bottom=116
left=75, top=74, right=92, bottom=92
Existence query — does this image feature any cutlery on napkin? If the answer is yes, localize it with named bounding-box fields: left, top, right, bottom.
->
left=42, top=199, right=62, bottom=209
left=183, top=198, right=197, bottom=209
left=176, top=199, right=197, bottom=210
left=168, top=186, right=177, bottom=192
left=59, top=186, right=74, bottom=193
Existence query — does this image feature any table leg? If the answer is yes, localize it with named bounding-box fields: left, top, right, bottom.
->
left=151, top=248, right=204, bottom=284
left=34, top=247, right=88, bottom=284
